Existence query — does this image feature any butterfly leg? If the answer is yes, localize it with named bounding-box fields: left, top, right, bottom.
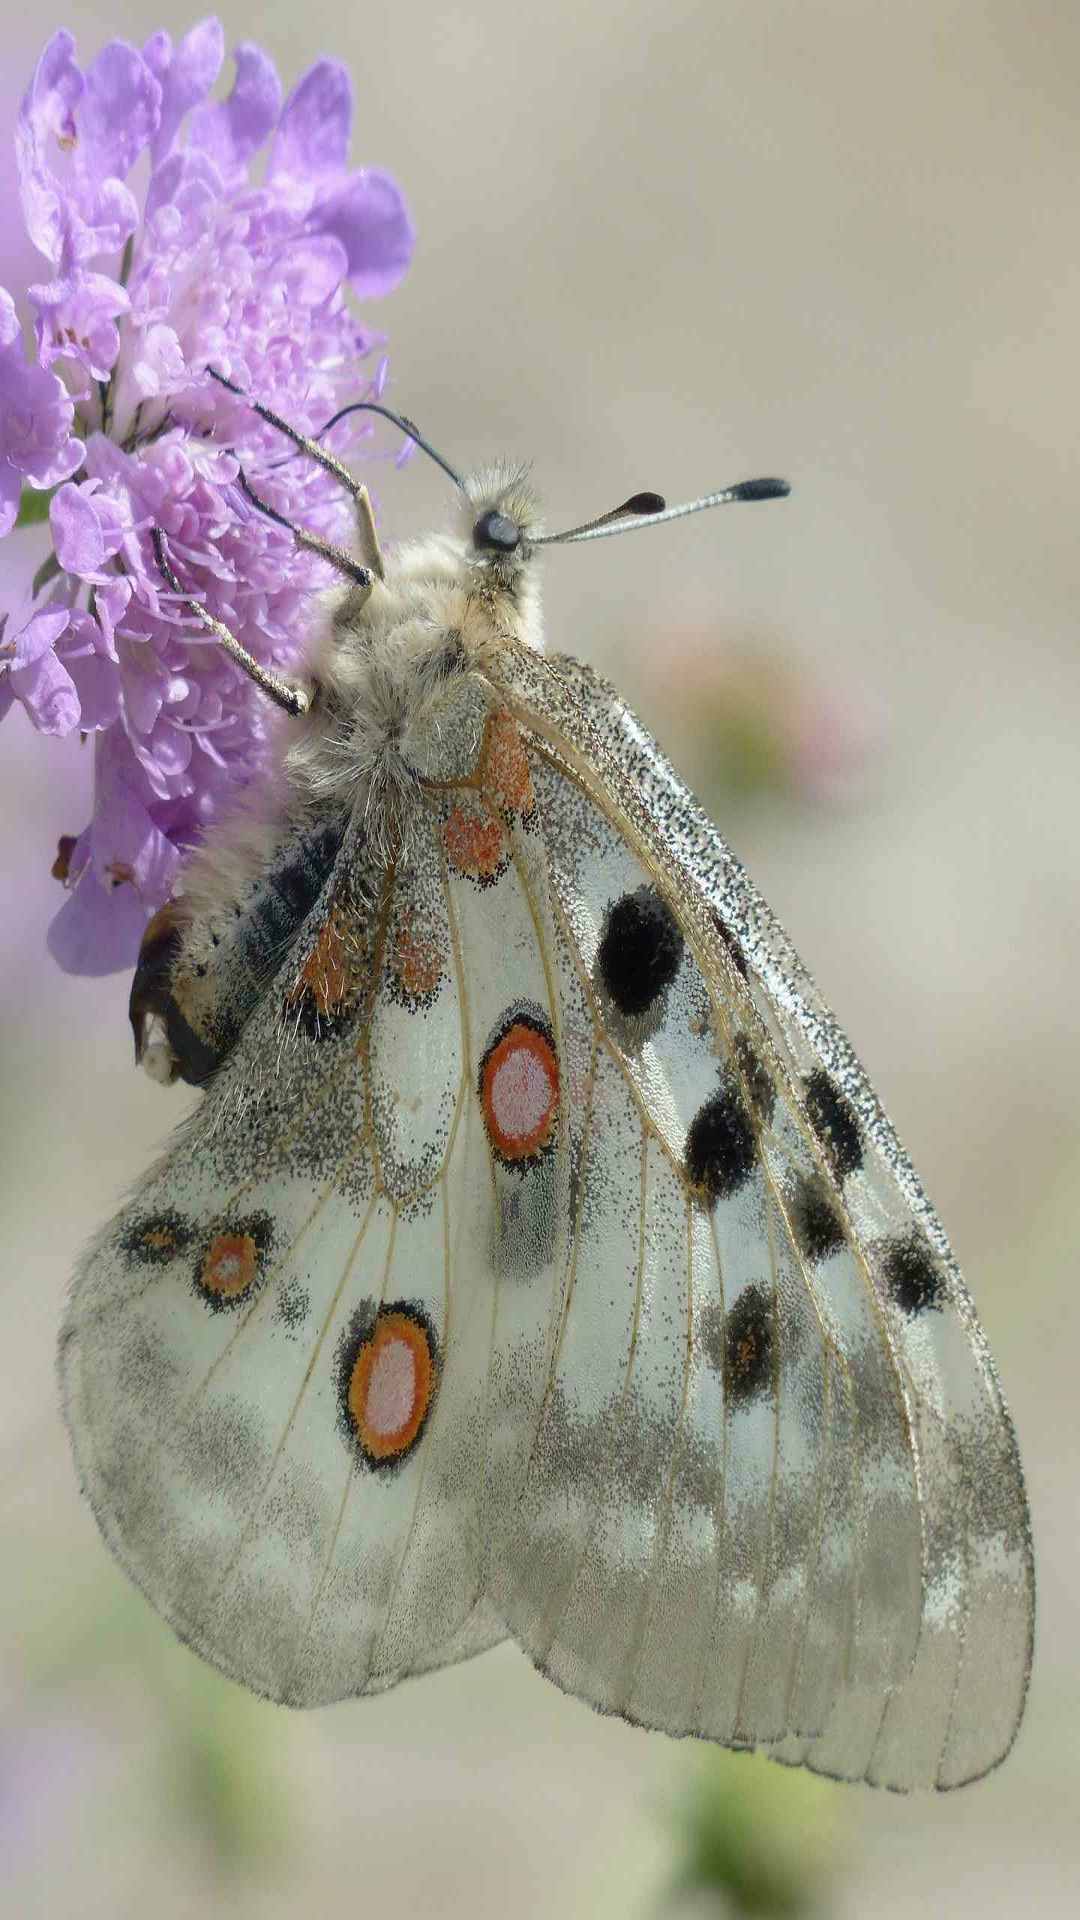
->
left=234, top=468, right=378, bottom=601
left=207, top=366, right=385, bottom=581
left=150, top=529, right=311, bottom=717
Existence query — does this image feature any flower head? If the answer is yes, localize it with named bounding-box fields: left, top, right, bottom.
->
left=1, top=20, right=413, bottom=973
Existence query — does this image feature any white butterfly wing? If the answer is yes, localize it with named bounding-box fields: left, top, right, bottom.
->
left=484, top=648, right=1033, bottom=1790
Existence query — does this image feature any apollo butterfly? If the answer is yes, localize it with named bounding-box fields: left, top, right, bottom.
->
left=60, top=373, right=1033, bottom=1790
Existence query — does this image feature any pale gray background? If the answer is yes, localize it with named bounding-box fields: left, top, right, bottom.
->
left=1, top=5, right=1077, bottom=1916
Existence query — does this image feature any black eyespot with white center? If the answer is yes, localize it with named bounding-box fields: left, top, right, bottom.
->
left=685, top=1074, right=757, bottom=1205
left=804, top=1068, right=863, bottom=1180
left=473, top=508, right=521, bottom=553
left=597, top=885, right=684, bottom=1017
left=883, top=1232, right=945, bottom=1316
left=724, top=1285, right=774, bottom=1405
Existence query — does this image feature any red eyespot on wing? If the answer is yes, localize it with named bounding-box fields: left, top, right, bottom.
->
left=479, top=1013, right=559, bottom=1166
left=199, top=1232, right=258, bottom=1302
left=343, top=1307, right=437, bottom=1466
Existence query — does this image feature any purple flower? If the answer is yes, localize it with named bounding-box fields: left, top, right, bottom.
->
left=1, top=20, right=414, bottom=974
left=0, top=287, right=83, bottom=532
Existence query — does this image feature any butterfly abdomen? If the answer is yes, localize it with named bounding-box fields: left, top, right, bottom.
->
left=130, top=812, right=348, bottom=1086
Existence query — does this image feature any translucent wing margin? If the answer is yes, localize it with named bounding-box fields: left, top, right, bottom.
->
left=488, top=646, right=1033, bottom=1790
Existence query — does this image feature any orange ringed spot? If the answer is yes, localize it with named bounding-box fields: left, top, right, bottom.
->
left=346, top=1309, right=436, bottom=1466
left=480, top=1015, right=559, bottom=1164
left=200, top=1232, right=259, bottom=1302
left=443, top=796, right=507, bottom=883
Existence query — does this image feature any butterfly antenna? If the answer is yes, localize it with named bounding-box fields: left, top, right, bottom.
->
left=294, top=400, right=466, bottom=492
left=533, top=476, right=790, bottom=546
left=208, top=369, right=465, bottom=494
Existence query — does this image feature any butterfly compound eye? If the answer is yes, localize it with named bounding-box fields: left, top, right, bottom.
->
left=473, top=508, right=521, bottom=553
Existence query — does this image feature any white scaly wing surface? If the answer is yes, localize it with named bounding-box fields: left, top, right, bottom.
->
left=483, top=647, right=1033, bottom=1790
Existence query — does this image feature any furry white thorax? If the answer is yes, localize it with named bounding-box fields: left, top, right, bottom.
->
left=178, top=467, right=544, bottom=923
left=286, top=467, right=543, bottom=832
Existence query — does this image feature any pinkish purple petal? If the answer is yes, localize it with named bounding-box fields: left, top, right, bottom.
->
left=8, top=648, right=80, bottom=735
left=0, top=292, right=19, bottom=352
left=0, top=467, right=20, bottom=538
left=59, top=625, right=123, bottom=729
left=188, top=41, right=282, bottom=174
left=270, top=59, right=352, bottom=180
left=91, top=776, right=182, bottom=897
left=31, top=271, right=130, bottom=392
left=310, top=168, right=415, bottom=296
left=79, top=40, right=162, bottom=184
left=50, top=485, right=109, bottom=575
left=0, top=298, right=85, bottom=498
left=145, top=18, right=225, bottom=163
left=9, top=607, right=72, bottom=665
left=47, top=862, right=150, bottom=975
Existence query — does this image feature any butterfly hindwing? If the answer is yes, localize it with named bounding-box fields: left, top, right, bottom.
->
left=63, top=813, right=498, bottom=1704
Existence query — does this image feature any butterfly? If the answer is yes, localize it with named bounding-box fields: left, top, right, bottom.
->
left=60, top=373, right=1033, bottom=1790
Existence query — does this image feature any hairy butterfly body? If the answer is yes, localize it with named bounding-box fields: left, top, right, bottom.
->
left=61, top=394, right=1033, bottom=1788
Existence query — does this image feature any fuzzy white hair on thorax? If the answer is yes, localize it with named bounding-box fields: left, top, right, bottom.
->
left=170, top=464, right=548, bottom=925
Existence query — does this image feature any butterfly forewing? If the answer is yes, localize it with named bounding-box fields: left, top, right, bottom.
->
left=489, top=644, right=1033, bottom=1788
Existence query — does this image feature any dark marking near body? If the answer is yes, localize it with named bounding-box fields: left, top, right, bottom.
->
left=883, top=1232, right=945, bottom=1316
left=804, top=1068, right=863, bottom=1180
left=120, top=1210, right=193, bottom=1266
left=685, top=1075, right=757, bottom=1205
left=194, top=1212, right=275, bottom=1311
left=240, top=815, right=348, bottom=982
left=597, top=885, right=684, bottom=1017
left=128, top=814, right=349, bottom=1086
left=791, top=1172, right=846, bottom=1263
left=724, top=1285, right=774, bottom=1404
left=733, top=1032, right=776, bottom=1124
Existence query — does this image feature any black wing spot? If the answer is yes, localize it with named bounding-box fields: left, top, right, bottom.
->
left=120, top=1210, right=193, bottom=1266
left=685, top=1076, right=757, bottom=1205
left=597, top=885, right=684, bottom=1017
left=804, top=1067, right=863, bottom=1180
left=883, top=1232, right=945, bottom=1315
left=724, top=1284, right=774, bottom=1404
left=791, top=1172, right=846, bottom=1264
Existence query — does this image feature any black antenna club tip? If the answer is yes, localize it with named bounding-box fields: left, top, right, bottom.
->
left=733, top=477, right=790, bottom=501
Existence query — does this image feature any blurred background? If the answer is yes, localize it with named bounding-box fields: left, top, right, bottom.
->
left=1, top=3, right=1077, bottom=1915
